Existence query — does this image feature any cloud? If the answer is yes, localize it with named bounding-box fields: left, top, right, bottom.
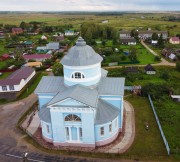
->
left=0, top=0, right=179, bottom=11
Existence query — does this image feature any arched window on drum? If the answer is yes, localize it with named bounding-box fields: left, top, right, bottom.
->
left=64, top=114, right=81, bottom=122
left=72, top=72, right=85, bottom=79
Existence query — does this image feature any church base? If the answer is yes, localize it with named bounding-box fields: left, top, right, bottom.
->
left=53, top=142, right=95, bottom=148
left=95, top=128, right=122, bottom=147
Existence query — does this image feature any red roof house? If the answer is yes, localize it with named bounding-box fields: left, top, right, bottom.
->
left=169, top=37, right=180, bottom=44
left=0, top=67, right=36, bottom=93
left=0, top=54, right=10, bottom=61
left=12, top=28, right=23, bottom=35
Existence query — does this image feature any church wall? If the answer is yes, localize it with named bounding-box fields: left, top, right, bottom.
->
left=50, top=109, right=66, bottom=143
left=55, top=98, right=86, bottom=106
left=100, top=95, right=124, bottom=129
left=63, top=64, right=101, bottom=86
left=95, top=116, right=119, bottom=144
left=37, top=93, right=55, bottom=109
left=81, top=112, right=95, bottom=144
left=99, top=95, right=123, bottom=109
left=41, top=121, right=53, bottom=140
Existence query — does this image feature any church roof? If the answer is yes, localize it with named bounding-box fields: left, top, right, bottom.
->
left=60, top=37, right=103, bottom=66
left=47, top=85, right=98, bottom=108
left=34, top=76, right=66, bottom=94
left=95, top=99, right=119, bottom=125
left=34, top=76, right=125, bottom=96
left=39, top=105, right=51, bottom=123
left=98, top=77, right=125, bottom=95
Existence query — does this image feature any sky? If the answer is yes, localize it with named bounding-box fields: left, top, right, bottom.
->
left=0, top=0, right=179, bottom=11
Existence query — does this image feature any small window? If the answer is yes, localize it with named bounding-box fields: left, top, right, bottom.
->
left=75, top=72, right=81, bottom=79
left=109, top=124, right=112, bottom=132
left=115, top=119, right=118, bottom=128
left=65, top=127, right=69, bottom=136
left=46, top=125, right=50, bottom=133
left=72, top=72, right=85, bottom=79
left=100, top=127, right=104, bottom=136
left=9, top=85, right=14, bottom=91
left=2, top=86, right=7, bottom=91
left=79, top=127, right=82, bottom=138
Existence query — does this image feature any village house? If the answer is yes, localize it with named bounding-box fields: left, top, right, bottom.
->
left=144, top=64, right=156, bottom=74
left=35, top=37, right=125, bottom=148
left=168, top=53, right=177, bottom=61
left=55, top=35, right=64, bottom=42
left=46, top=42, right=59, bottom=50
left=120, top=37, right=137, bottom=45
left=0, top=67, right=35, bottom=99
left=138, top=31, right=168, bottom=40
left=0, top=31, right=4, bottom=38
left=65, top=30, right=74, bottom=36
left=0, top=54, right=10, bottom=61
left=23, top=54, right=51, bottom=62
left=36, top=46, right=48, bottom=53
left=169, top=37, right=180, bottom=44
left=37, top=42, right=60, bottom=53
left=24, top=62, right=42, bottom=68
left=120, top=30, right=168, bottom=40
left=12, top=27, right=23, bottom=35
left=120, top=31, right=131, bottom=38
left=171, top=95, right=180, bottom=102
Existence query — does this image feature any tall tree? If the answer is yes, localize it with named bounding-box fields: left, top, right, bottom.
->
left=158, top=34, right=164, bottom=48
left=152, top=33, right=158, bottom=40
left=52, top=62, right=63, bottom=76
left=129, top=46, right=137, bottom=62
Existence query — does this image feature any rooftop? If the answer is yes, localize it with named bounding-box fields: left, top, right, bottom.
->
left=0, top=67, right=34, bottom=86
left=61, top=37, right=103, bottom=66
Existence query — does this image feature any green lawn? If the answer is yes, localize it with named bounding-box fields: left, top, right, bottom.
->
left=154, top=97, right=180, bottom=156
left=124, top=95, right=169, bottom=160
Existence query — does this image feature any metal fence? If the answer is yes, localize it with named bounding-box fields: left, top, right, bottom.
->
left=148, top=95, right=170, bottom=155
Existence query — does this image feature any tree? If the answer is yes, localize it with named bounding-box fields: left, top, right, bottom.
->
left=19, top=21, right=28, bottom=29
left=158, top=34, right=164, bottom=48
left=130, top=29, right=139, bottom=42
left=176, top=61, right=180, bottom=72
left=84, top=28, right=92, bottom=41
left=154, top=56, right=161, bottom=62
left=152, top=33, right=158, bottom=40
left=52, top=62, right=63, bottom=76
left=129, top=46, right=137, bottom=62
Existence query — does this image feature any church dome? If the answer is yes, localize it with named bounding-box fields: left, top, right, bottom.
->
left=61, top=37, right=103, bottom=66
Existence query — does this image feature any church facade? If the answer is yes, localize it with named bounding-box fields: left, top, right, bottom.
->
left=35, top=37, right=125, bottom=148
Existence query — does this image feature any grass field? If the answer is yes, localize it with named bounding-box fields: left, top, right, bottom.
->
left=0, top=13, right=179, bottom=36
left=124, top=95, right=169, bottom=160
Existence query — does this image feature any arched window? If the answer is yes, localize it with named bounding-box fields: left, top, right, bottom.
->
left=65, top=114, right=81, bottom=122
left=72, top=72, right=85, bottom=79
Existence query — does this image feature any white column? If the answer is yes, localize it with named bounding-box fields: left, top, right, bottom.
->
left=68, top=126, right=72, bottom=141
left=76, top=127, right=80, bottom=141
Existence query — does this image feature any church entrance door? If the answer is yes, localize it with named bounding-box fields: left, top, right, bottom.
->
left=71, top=127, right=77, bottom=141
